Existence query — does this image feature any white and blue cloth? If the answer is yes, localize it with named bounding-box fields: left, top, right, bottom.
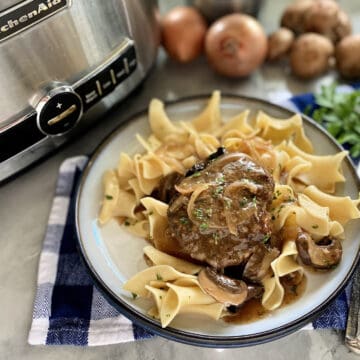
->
left=29, top=88, right=360, bottom=346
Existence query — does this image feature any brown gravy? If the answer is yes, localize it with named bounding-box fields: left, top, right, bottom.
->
left=224, top=276, right=307, bottom=324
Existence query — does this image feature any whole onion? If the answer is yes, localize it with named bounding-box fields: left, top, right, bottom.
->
left=205, top=14, right=268, bottom=77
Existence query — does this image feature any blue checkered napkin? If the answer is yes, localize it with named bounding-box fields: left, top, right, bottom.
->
left=28, top=156, right=154, bottom=346
left=28, top=88, right=359, bottom=346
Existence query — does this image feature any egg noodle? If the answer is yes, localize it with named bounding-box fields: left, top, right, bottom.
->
left=99, top=91, right=360, bottom=328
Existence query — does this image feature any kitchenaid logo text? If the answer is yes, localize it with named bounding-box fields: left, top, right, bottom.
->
left=0, top=0, right=70, bottom=42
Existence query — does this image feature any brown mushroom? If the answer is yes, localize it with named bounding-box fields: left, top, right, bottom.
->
left=281, top=0, right=351, bottom=43
left=335, top=34, right=360, bottom=79
left=303, top=0, right=351, bottom=43
left=334, top=10, right=352, bottom=43
left=247, top=284, right=264, bottom=300
left=226, top=284, right=264, bottom=314
left=267, top=28, right=295, bottom=61
left=303, top=0, right=339, bottom=37
left=280, top=0, right=314, bottom=34
left=243, top=245, right=280, bottom=283
left=290, top=33, right=334, bottom=79
left=198, top=267, right=248, bottom=305
left=152, top=172, right=183, bottom=203
left=295, top=232, right=342, bottom=269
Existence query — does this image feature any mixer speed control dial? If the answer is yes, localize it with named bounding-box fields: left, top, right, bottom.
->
left=36, top=86, right=83, bottom=136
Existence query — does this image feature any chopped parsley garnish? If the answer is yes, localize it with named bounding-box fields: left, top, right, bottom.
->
left=212, top=185, right=224, bottom=198
left=272, top=204, right=285, bottom=219
left=262, top=234, right=271, bottom=243
left=212, top=232, right=220, bottom=244
left=215, top=175, right=225, bottom=184
left=239, top=197, right=248, bottom=207
left=193, top=208, right=204, bottom=220
left=273, top=190, right=283, bottom=200
left=180, top=216, right=189, bottom=225
left=105, top=195, right=113, bottom=200
left=312, top=224, right=319, bottom=229
left=132, top=293, right=138, bottom=299
left=224, top=198, right=232, bottom=209
left=124, top=220, right=130, bottom=226
left=199, top=222, right=209, bottom=231
left=156, top=273, right=163, bottom=281
left=192, top=172, right=201, bottom=178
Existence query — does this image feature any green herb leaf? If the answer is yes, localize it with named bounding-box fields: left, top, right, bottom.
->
left=212, top=185, right=224, bottom=198
left=199, top=222, right=209, bottom=231
left=239, top=197, right=248, bottom=207
left=311, top=83, right=360, bottom=159
left=224, top=198, right=232, bottom=209
left=180, top=216, right=190, bottom=225
left=262, top=234, right=271, bottom=243
left=193, top=208, right=204, bottom=220
left=215, top=175, right=225, bottom=184
left=206, top=208, right=213, bottom=217
left=105, top=195, right=113, bottom=200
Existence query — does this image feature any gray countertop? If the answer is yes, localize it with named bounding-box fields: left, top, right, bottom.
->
left=1, top=0, right=360, bottom=359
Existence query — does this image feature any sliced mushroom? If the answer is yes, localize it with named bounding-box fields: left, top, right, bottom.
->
left=296, top=232, right=342, bottom=269
left=226, top=284, right=264, bottom=314
left=152, top=172, right=183, bottom=203
left=282, top=271, right=303, bottom=286
left=198, top=267, right=248, bottom=306
left=243, top=245, right=280, bottom=283
left=247, top=284, right=264, bottom=300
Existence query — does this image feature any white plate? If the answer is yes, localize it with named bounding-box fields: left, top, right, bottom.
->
left=75, top=94, right=360, bottom=347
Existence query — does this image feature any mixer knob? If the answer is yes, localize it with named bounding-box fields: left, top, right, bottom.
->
left=36, top=85, right=83, bottom=136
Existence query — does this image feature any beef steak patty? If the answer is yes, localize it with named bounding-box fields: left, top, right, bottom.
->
left=166, top=152, right=275, bottom=269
